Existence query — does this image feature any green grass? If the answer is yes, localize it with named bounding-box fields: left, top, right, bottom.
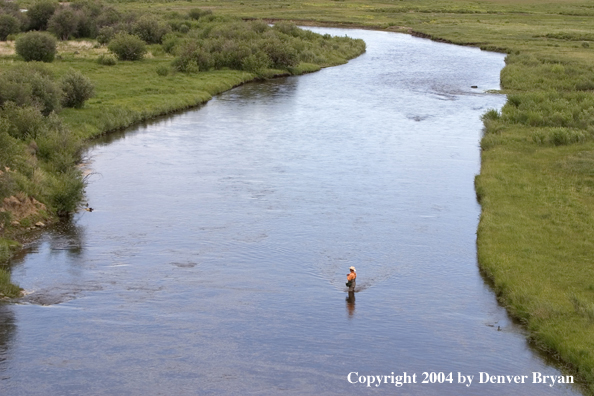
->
left=0, top=238, right=21, bottom=298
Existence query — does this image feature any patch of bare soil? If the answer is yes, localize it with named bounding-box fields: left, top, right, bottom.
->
left=0, top=192, right=47, bottom=231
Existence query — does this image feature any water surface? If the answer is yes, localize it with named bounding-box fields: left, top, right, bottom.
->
left=2, top=29, right=582, bottom=395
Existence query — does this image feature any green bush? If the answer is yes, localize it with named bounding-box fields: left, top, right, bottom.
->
left=481, top=109, right=501, bottom=121
left=15, top=31, right=57, bottom=62
left=0, top=0, right=27, bottom=30
left=27, top=0, right=59, bottom=31
left=188, top=8, right=212, bottom=20
left=0, top=14, right=21, bottom=41
left=273, top=21, right=301, bottom=37
left=46, top=169, right=85, bottom=216
left=97, top=26, right=115, bottom=45
left=0, top=102, right=48, bottom=140
left=108, top=32, right=146, bottom=61
left=156, top=65, right=169, bottom=76
left=161, top=33, right=178, bottom=54
left=96, top=7, right=120, bottom=28
left=36, top=113, right=82, bottom=172
left=97, top=52, right=117, bottom=65
left=171, top=17, right=365, bottom=74
left=241, top=51, right=270, bottom=73
left=172, top=40, right=214, bottom=72
left=73, top=9, right=94, bottom=38
left=48, top=7, right=79, bottom=40
left=0, top=268, right=22, bottom=298
left=69, top=0, right=105, bottom=38
left=132, top=14, right=171, bottom=44
left=262, top=38, right=298, bottom=68
left=0, top=63, right=62, bottom=115
left=0, top=126, right=24, bottom=176
left=60, top=69, right=95, bottom=108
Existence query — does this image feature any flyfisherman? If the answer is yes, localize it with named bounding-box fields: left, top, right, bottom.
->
left=346, top=266, right=356, bottom=292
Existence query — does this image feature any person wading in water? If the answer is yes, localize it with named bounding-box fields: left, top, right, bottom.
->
left=346, top=266, right=356, bottom=293
left=346, top=266, right=357, bottom=316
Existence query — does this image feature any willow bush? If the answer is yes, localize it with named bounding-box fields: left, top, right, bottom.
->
left=15, top=31, right=57, bottom=62
left=169, top=18, right=366, bottom=74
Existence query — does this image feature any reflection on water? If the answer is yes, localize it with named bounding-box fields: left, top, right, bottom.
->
left=346, top=291, right=356, bottom=318
left=2, top=28, right=585, bottom=395
left=0, top=306, right=15, bottom=381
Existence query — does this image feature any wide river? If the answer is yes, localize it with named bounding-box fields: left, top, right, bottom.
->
left=1, top=28, right=583, bottom=395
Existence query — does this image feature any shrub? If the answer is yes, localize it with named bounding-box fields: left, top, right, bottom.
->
left=60, top=69, right=95, bottom=108
left=0, top=0, right=27, bottom=28
left=188, top=8, right=212, bottom=20
left=97, top=53, right=117, bottom=65
left=46, top=169, right=85, bottom=216
left=273, top=21, right=300, bottom=37
left=27, top=0, right=59, bottom=31
left=156, top=65, right=169, bottom=76
left=108, top=33, right=146, bottom=61
left=161, top=33, right=178, bottom=54
left=481, top=109, right=501, bottom=121
left=36, top=113, right=82, bottom=172
left=48, top=7, right=80, bottom=40
left=0, top=14, right=21, bottom=41
left=0, top=63, right=62, bottom=115
left=172, top=40, right=213, bottom=72
left=241, top=51, right=270, bottom=73
left=0, top=102, right=47, bottom=140
left=262, top=38, right=298, bottom=68
left=132, top=14, right=170, bottom=44
left=0, top=268, right=22, bottom=298
left=96, top=26, right=115, bottom=44
left=74, top=9, right=95, bottom=38
left=15, top=31, right=57, bottom=62
left=95, top=7, right=121, bottom=28
left=0, top=126, right=22, bottom=171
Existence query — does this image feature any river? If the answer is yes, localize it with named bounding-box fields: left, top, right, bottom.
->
left=1, top=28, right=582, bottom=395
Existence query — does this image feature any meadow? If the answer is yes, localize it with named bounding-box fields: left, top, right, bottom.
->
left=2, top=0, right=594, bottom=391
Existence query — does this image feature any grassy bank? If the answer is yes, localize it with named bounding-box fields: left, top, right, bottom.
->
left=99, top=0, right=594, bottom=391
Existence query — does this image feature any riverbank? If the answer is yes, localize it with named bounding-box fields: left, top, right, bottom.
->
left=115, top=0, right=594, bottom=391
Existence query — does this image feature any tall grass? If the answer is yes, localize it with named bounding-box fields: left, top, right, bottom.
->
left=0, top=239, right=21, bottom=298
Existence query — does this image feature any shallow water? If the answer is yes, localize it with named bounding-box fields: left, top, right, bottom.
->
left=2, top=29, right=583, bottom=395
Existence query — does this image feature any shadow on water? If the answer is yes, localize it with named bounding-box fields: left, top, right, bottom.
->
left=87, top=77, right=298, bottom=150
left=219, top=77, right=298, bottom=104
left=0, top=305, right=15, bottom=381
left=10, top=219, right=85, bottom=267
left=10, top=219, right=101, bottom=306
